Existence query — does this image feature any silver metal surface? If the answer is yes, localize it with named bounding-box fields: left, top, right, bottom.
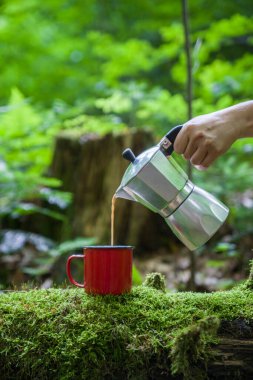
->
left=116, top=143, right=229, bottom=251
left=116, top=148, right=188, bottom=213
left=118, top=146, right=159, bottom=189
left=165, top=185, right=229, bottom=250
left=158, top=181, right=194, bottom=218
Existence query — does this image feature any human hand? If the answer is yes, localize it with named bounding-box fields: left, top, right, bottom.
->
left=173, top=112, right=238, bottom=168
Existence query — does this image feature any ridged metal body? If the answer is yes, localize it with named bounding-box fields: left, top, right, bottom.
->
left=116, top=146, right=229, bottom=251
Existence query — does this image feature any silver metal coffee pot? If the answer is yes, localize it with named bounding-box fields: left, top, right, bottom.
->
left=115, top=125, right=229, bottom=251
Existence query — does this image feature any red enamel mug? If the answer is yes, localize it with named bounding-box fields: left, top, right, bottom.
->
left=66, top=246, right=133, bottom=295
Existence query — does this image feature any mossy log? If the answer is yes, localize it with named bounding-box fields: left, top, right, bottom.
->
left=50, top=129, right=178, bottom=252
left=0, top=277, right=253, bottom=380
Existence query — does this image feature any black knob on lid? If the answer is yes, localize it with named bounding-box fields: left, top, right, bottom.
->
left=122, top=148, right=136, bottom=163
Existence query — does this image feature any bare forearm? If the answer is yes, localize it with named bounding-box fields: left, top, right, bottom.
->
left=216, top=101, right=253, bottom=138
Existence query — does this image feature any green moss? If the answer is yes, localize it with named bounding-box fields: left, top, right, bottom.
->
left=142, top=272, right=166, bottom=292
left=0, top=278, right=253, bottom=380
left=240, top=259, right=253, bottom=290
left=171, top=316, right=220, bottom=380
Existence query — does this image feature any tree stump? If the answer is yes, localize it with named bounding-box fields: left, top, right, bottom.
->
left=50, top=129, right=178, bottom=253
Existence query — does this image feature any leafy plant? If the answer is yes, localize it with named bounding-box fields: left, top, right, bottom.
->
left=95, top=82, right=187, bottom=135
left=0, top=88, right=72, bottom=223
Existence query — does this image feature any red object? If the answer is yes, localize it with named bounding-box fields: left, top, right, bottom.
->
left=66, top=246, right=133, bottom=295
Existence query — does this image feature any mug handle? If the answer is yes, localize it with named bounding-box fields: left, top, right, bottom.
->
left=66, top=255, right=85, bottom=288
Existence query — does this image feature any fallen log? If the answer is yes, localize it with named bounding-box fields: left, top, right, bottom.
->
left=0, top=274, right=253, bottom=380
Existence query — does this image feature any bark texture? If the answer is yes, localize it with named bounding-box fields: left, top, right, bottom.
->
left=206, top=320, right=253, bottom=380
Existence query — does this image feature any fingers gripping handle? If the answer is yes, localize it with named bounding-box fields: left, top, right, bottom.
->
left=160, top=125, right=183, bottom=156
left=66, top=255, right=85, bottom=288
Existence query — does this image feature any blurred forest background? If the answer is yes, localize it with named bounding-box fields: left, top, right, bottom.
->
left=0, top=0, right=253, bottom=291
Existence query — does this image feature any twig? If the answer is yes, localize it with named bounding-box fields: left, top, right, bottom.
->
left=182, top=0, right=196, bottom=291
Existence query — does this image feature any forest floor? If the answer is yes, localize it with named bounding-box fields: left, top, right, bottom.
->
left=134, top=244, right=252, bottom=292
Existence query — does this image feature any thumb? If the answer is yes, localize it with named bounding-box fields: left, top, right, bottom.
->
left=173, top=126, right=189, bottom=154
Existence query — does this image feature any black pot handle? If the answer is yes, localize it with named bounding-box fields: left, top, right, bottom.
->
left=159, top=125, right=183, bottom=156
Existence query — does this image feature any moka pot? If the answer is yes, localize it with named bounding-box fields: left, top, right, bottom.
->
left=115, top=125, right=229, bottom=251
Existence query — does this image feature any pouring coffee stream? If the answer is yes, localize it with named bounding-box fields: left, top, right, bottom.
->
left=114, top=125, right=229, bottom=251
left=111, top=195, right=116, bottom=246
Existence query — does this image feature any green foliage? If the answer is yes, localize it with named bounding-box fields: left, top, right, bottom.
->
left=23, top=237, right=97, bottom=277
left=61, top=113, right=127, bottom=137
left=0, top=278, right=253, bottom=379
left=1, top=2, right=252, bottom=140
left=132, top=265, right=143, bottom=286
left=95, top=82, right=187, bottom=134
left=1, top=0, right=252, bottom=109
left=0, top=0, right=180, bottom=104
left=0, top=88, right=72, bottom=222
left=191, top=14, right=253, bottom=104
